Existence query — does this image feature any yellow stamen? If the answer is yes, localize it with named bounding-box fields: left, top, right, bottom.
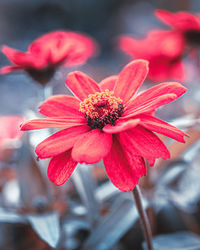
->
left=80, top=89, right=122, bottom=119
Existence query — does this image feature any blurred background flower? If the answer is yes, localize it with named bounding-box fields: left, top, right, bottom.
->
left=1, top=31, right=97, bottom=86
left=119, top=30, right=185, bottom=81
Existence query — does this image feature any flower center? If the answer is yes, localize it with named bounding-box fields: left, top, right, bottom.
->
left=80, top=89, right=124, bottom=129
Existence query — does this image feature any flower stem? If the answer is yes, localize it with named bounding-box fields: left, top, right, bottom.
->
left=132, top=185, right=153, bottom=250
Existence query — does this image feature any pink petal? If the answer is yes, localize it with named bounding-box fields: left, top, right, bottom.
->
left=1, top=65, right=22, bottom=74
left=47, top=150, right=77, bottom=185
left=2, top=46, right=44, bottom=69
left=124, top=81, right=187, bottom=117
left=99, top=75, right=118, bottom=91
left=147, top=59, right=173, bottom=82
left=2, top=46, right=26, bottom=65
left=103, top=135, right=146, bottom=191
left=21, top=116, right=86, bottom=130
left=124, top=93, right=177, bottom=118
left=62, top=33, right=97, bottom=66
left=72, top=129, right=112, bottom=164
left=39, top=95, right=81, bottom=117
left=119, top=126, right=170, bottom=166
left=114, top=60, right=149, bottom=104
left=169, top=61, right=185, bottom=82
left=119, top=36, right=145, bottom=58
left=137, top=114, right=187, bottom=142
left=155, top=10, right=177, bottom=28
left=147, top=58, right=185, bottom=82
left=35, top=125, right=90, bottom=159
left=131, top=81, right=187, bottom=104
left=147, top=30, right=185, bottom=58
left=65, top=71, right=100, bottom=101
left=103, top=118, right=140, bottom=134
left=155, top=9, right=200, bottom=30
left=31, top=31, right=97, bottom=66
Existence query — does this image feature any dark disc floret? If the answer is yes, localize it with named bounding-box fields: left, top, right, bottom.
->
left=80, top=90, right=124, bottom=129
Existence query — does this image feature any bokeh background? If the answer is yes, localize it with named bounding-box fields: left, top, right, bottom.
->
left=1, top=0, right=200, bottom=250
left=0, top=0, right=197, bottom=115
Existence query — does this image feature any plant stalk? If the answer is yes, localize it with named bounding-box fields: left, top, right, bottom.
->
left=132, top=185, right=153, bottom=250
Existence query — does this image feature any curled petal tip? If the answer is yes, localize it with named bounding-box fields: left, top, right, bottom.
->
left=129, top=59, right=149, bottom=73
left=137, top=59, right=149, bottom=66
left=128, top=59, right=149, bottom=67
left=65, top=71, right=81, bottom=83
left=154, top=9, right=169, bottom=17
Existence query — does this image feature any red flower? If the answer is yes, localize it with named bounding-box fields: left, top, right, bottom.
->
left=155, top=9, right=200, bottom=47
left=119, top=30, right=185, bottom=81
left=0, top=116, right=24, bottom=147
left=21, top=60, right=187, bottom=191
left=1, top=31, right=96, bottom=85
